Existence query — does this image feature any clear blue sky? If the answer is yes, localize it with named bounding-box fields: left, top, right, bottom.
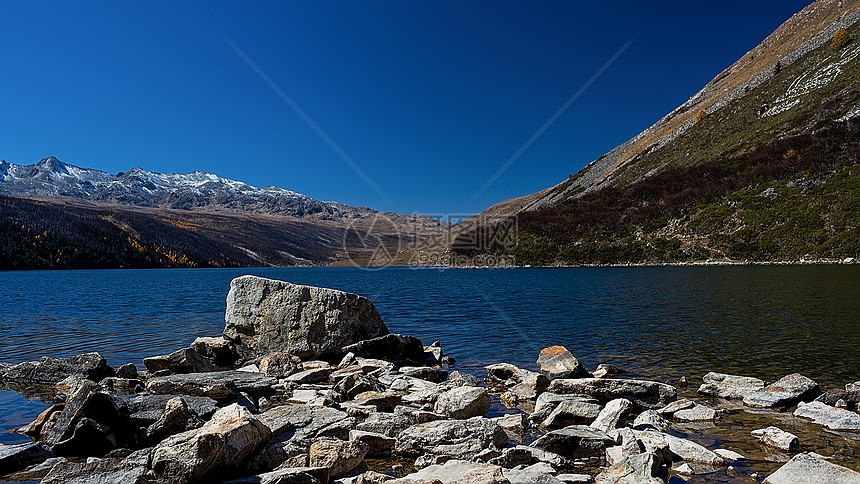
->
left=1, top=1, right=812, bottom=216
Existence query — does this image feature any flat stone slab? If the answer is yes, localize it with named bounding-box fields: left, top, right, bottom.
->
left=547, top=378, right=677, bottom=410
left=633, top=430, right=725, bottom=466
left=0, top=442, right=54, bottom=477
left=743, top=373, right=819, bottom=408
left=145, top=370, right=277, bottom=399
left=697, top=372, right=765, bottom=399
left=794, top=401, right=860, bottom=430
left=127, top=394, right=219, bottom=424
left=530, top=425, right=614, bottom=458
left=0, top=353, right=113, bottom=385
left=764, top=453, right=860, bottom=483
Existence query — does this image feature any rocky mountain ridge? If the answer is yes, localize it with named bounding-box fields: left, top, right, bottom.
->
left=0, top=156, right=428, bottom=224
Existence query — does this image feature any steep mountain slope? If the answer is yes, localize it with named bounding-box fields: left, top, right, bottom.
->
left=0, top=158, right=448, bottom=269
left=444, top=0, right=860, bottom=265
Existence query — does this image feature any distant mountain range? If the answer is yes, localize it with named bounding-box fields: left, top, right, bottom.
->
left=0, top=157, right=448, bottom=269
left=412, top=0, right=860, bottom=266
left=1, top=156, right=392, bottom=220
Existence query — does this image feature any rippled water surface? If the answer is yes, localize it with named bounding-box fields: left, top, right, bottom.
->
left=1, top=265, right=859, bottom=447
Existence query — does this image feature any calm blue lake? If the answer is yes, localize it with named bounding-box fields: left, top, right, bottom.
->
left=1, top=265, right=859, bottom=445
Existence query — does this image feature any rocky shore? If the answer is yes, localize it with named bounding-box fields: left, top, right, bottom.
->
left=1, top=275, right=859, bottom=483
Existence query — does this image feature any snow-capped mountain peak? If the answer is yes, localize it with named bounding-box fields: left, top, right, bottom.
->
left=0, top=156, right=363, bottom=219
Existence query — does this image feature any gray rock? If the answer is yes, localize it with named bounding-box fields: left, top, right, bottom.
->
left=259, top=404, right=355, bottom=447
left=0, top=442, right=53, bottom=476
left=256, top=467, right=326, bottom=484
left=434, top=386, right=491, bottom=419
left=41, top=458, right=149, bottom=484
left=128, top=394, right=218, bottom=425
left=355, top=406, right=443, bottom=438
left=448, top=371, right=480, bottom=387
left=0, top=352, right=113, bottom=385
left=743, top=373, right=820, bottom=408
left=673, top=404, right=717, bottom=422
left=697, top=372, right=766, bottom=399
left=632, top=410, right=668, bottom=431
left=542, top=398, right=603, bottom=429
left=395, top=417, right=509, bottom=459
left=259, top=352, right=301, bottom=377
left=223, top=275, right=389, bottom=361
left=656, top=399, right=694, bottom=416
left=846, top=381, right=860, bottom=392
left=98, top=377, right=144, bottom=395
left=350, top=391, right=402, bottom=412
left=504, top=462, right=565, bottom=484
left=530, top=393, right=602, bottom=425
left=400, top=366, right=449, bottom=384
left=633, top=430, right=724, bottom=466
left=115, top=363, right=139, bottom=379
left=763, top=452, right=860, bottom=483
left=389, top=459, right=508, bottom=484
left=6, top=456, right=66, bottom=481
left=46, top=380, right=129, bottom=457
left=548, top=378, right=676, bottom=410
left=145, top=370, right=277, bottom=399
left=308, top=439, right=368, bottom=478
left=592, top=364, right=623, bottom=379
left=714, top=448, right=745, bottom=461
left=503, top=370, right=550, bottom=402
left=814, top=389, right=860, bottom=411
left=557, top=474, right=592, bottom=483
left=530, top=425, right=615, bottom=459
left=590, top=398, right=632, bottom=433
left=593, top=452, right=665, bottom=484
left=485, top=363, right=525, bottom=385
left=794, top=401, right=860, bottom=430
left=751, top=426, right=798, bottom=452
left=150, top=403, right=272, bottom=483
left=284, top=367, right=332, bottom=384
left=191, top=336, right=239, bottom=369
left=350, top=430, right=396, bottom=455
left=343, top=334, right=426, bottom=366
left=492, top=413, right=528, bottom=441
left=537, top=346, right=590, bottom=380
left=335, top=372, right=384, bottom=399
left=143, top=347, right=217, bottom=374
left=607, top=428, right=641, bottom=463
left=145, top=396, right=204, bottom=444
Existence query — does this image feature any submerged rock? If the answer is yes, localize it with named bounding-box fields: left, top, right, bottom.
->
left=223, top=275, right=389, bottom=361
left=743, top=373, right=820, bottom=408
left=793, top=401, right=860, bottom=430
left=696, top=372, right=765, bottom=399
left=673, top=404, right=717, bottom=422
left=751, top=426, right=799, bottom=452
left=764, top=452, right=860, bottom=483
left=548, top=378, right=677, bottom=410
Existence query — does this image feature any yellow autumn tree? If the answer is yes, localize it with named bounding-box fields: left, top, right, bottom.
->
left=832, top=28, right=850, bottom=49
left=694, top=109, right=707, bottom=125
